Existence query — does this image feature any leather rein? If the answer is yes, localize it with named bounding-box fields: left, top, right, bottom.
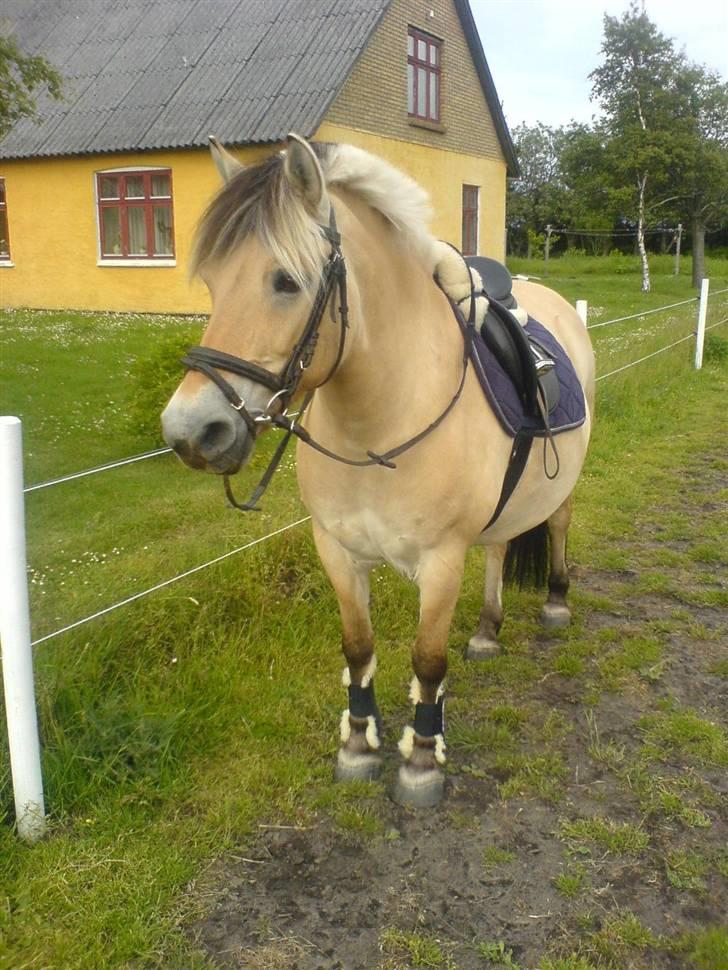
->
left=182, top=206, right=474, bottom=511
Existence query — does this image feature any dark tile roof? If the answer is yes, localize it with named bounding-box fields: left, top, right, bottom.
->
left=0, top=0, right=518, bottom=175
left=0, top=0, right=391, bottom=158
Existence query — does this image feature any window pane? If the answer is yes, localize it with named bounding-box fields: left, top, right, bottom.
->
left=102, top=207, right=122, bottom=255
left=153, top=205, right=173, bottom=255
left=407, top=34, right=414, bottom=56
left=125, top=175, right=145, bottom=199
left=417, top=67, right=427, bottom=116
left=0, top=210, right=9, bottom=257
left=430, top=71, right=438, bottom=119
left=418, top=39, right=426, bottom=60
left=429, top=43, right=438, bottom=66
left=0, top=180, right=6, bottom=205
left=127, top=206, right=148, bottom=254
left=99, top=175, right=119, bottom=199
left=151, top=173, right=170, bottom=197
left=407, top=63, right=414, bottom=113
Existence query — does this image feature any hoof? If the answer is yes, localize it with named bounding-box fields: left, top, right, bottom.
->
left=334, top=748, right=382, bottom=783
left=392, top=765, right=445, bottom=808
left=466, top=633, right=501, bottom=659
left=539, top=604, right=571, bottom=630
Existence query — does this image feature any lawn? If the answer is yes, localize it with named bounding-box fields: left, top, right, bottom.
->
left=0, top=255, right=727, bottom=969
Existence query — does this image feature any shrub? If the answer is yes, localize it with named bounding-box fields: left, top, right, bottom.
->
left=126, top=333, right=195, bottom=440
left=704, top=333, right=728, bottom=365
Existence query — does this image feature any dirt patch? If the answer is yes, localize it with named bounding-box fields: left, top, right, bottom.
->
left=189, top=463, right=727, bottom=969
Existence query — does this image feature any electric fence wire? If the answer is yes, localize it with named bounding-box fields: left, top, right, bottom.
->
left=587, top=286, right=728, bottom=330
left=30, top=516, right=312, bottom=647
left=25, top=447, right=172, bottom=493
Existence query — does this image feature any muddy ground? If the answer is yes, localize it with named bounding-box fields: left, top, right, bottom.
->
left=189, top=459, right=727, bottom=970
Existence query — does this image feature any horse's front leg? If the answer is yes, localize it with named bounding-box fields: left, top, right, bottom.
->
left=312, top=523, right=382, bottom=782
left=394, top=545, right=466, bottom=808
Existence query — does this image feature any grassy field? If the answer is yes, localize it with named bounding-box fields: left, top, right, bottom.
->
left=0, top=255, right=727, bottom=969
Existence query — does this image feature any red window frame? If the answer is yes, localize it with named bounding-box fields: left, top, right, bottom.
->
left=97, top=169, right=175, bottom=259
left=0, top=178, right=11, bottom=261
left=407, top=27, right=442, bottom=123
left=462, top=184, right=479, bottom=257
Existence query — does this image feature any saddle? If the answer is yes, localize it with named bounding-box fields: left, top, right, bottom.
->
left=465, top=256, right=559, bottom=420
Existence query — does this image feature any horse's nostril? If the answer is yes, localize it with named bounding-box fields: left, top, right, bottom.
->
left=198, top=419, right=236, bottom=459
left=168, top=437, right=190, bottom=458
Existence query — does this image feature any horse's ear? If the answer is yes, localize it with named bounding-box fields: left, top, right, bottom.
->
left=208, top=135, right=244, bottom=183
left=284, top=133, right=328, bottom=219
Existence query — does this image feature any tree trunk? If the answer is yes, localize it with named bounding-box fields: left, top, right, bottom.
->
left=637, top=175, right=650, bottom=292
left=691, top=216, right=706, bottom=288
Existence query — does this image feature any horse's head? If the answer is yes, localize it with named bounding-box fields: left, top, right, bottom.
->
left=161, top=134, right=346, bottom=475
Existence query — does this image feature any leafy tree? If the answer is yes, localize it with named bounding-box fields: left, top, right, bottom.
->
left=588, top=3, right=728, bottom=289
left=0, top=33, right=62, bottom=138
left=506, top=123, right=571, bottom=256
left=668, top=65, right=728, bottom=285
left=559, top=123, right=626, bottom=253
left=589, top=2, right=688, bottom=291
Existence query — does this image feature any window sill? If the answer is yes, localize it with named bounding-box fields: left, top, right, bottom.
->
left=0, top=260, right=15, bottom=268
left=97, top=258, right=176, bottom=267
left=408, top=117, right=446, bottom=134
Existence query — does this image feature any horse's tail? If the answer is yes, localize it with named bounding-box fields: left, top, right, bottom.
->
left=504, top=522, right=549, bottom=589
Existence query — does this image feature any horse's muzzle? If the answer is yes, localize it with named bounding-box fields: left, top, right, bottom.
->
left=161, top=399, right=255, bottom=474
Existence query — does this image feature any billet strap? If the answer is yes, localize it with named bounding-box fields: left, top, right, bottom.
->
left=482, top=433, right=533, bottom=531
left=413, top=697, right=445, bottom=738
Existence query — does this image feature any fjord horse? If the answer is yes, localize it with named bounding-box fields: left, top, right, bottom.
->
left=162, top=135, right=595, bottom=806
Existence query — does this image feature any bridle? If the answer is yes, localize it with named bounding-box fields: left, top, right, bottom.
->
left=181, top=205, right=474, bottom=511
left=183, top=209, right=349, bottom=441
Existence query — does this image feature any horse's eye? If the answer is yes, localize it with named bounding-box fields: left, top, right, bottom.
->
left=273, top=270, right=300, bottom=295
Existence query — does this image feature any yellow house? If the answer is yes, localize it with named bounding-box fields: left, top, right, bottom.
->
left=0, top=0, right=518, bottom=314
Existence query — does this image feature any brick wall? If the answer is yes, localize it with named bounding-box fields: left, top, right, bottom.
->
left=325, top=0, right=504, bottom=162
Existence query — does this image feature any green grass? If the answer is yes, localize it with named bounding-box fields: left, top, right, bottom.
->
left=379, top=928, right=455, bottom=968
left=477, top=940, right=522, bottom=968
left=639, top=704, right=728, bottom=766
left=559, top=817, right=650, bottom=856
left=1, top=259, right=727, bottom=967
left=482, top=845, right=517, bottom=870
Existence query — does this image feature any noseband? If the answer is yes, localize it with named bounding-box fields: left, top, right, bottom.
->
left=181, top=206, right=474, bottom=511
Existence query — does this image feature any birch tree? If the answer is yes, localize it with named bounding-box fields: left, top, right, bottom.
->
left=589, top=3, right=684, bottom=291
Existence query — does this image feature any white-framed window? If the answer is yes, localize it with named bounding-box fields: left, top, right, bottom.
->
left=407, top=27, right=442, bottom=122
left=96, top=167, right=175, bottom=264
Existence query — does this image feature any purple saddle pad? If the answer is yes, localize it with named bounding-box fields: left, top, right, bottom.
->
left=469, top=316, right=586, bottom=438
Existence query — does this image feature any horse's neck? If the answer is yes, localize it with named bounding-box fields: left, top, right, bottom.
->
left=316, top=197, right=460, bottom=437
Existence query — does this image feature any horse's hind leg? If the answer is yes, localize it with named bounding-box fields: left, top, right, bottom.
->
left=467, top=543, right=507, bottom=659
left=312, top=524, right=382, bottom=782
left=539, top=494, right=573, bottom=629
left=394, top=545, right=465, bottom=808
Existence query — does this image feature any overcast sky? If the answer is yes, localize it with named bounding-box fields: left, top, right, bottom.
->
left=470, top=0, right=728, bottom=131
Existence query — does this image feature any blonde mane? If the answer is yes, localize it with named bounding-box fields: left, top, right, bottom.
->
left=192, top=142, right=437, bottom=286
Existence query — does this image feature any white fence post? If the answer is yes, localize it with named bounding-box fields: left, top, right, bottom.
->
left=576, top=300, right=588, bottom=326
left=694, top=278, right=710, bottom=370
left=0, top=417, right=46, bottom=842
